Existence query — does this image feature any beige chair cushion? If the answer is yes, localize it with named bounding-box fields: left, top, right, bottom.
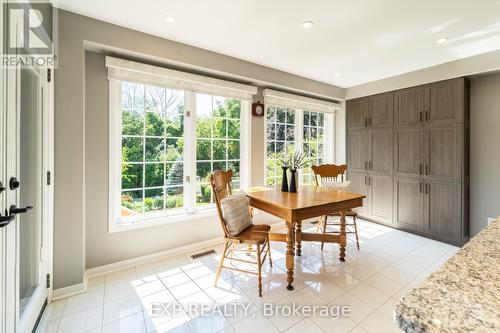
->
left=321, top=180, right=351, bottom=189
left=220, top=191, right=253, bottom=236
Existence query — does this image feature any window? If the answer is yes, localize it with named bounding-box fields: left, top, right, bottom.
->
left=264, top=96, right=335, bottom=186
left=302, top=111, right=327, bottom=184
left=110, top=80, right=251, bottom=230
left=120, top=82, right=185, bottom=218
left=265, top=106, right=296, bottom=185
left=195, top=94, right=242, bottom=206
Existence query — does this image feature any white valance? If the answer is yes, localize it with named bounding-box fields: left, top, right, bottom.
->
left=106, top=56, right=258, bottom=100
left=263, top=89, right=338, bottom=114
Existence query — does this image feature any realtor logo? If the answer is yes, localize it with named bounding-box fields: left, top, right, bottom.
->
left=2, top=0, right=57, bottom=68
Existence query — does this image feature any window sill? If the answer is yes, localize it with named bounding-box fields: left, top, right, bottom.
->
left=109, top=207, right=218, bottom=234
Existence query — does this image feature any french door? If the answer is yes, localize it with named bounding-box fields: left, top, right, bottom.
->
left=1, top=13, right=54, bottom=333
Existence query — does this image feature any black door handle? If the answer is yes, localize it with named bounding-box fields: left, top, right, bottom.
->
left=9, top=205, right=34, bottom=215
left=0, top=181, right=5, bottom=193
left=0, top=210, right=15, bottom=228
left=9, top=177, right=20, bottom=190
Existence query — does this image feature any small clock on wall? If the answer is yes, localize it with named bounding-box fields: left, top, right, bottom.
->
left=252, top=101, right=265, bottom=117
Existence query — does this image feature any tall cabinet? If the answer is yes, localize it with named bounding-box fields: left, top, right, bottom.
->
left=347, top=78, right=469, bottom=245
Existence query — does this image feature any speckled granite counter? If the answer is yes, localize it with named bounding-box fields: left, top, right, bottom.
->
left=395, top=218, right=500, bottom=333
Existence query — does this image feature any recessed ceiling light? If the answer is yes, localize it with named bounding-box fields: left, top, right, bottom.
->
left=165, top=16, right=176, bottom=23
left=302, top=21, right=314, bottom=29
left=437, top=37, right=449, bottom=44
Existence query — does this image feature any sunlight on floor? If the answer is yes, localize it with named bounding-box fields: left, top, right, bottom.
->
left=36, top=219, right=459, bottom=333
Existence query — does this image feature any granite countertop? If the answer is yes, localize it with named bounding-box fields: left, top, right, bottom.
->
left=395, top=218, right=500, bottom=333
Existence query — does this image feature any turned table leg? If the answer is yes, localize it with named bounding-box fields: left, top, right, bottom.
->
left=339, top=210, right=347, bottom=262
left=286, top=220, right=295, bottom=290
left=295, top=220, right=302, bottom=256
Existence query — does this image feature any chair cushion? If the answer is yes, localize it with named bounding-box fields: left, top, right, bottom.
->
left=220, top=191, right=253, bottom=236
left=321, top=180, right=351, bottom=189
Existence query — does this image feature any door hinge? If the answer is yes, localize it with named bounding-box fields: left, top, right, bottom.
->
left=185, top=176, right=190, bottom=182
left=46, top=274, right=51, bottom=288
left=47, top=69, right=51, bottom=83
left=186, top=110, right=191, bottom=117
left=47, top=171, right=51, bottom=185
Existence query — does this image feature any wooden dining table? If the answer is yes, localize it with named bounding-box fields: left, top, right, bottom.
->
left=246, top=185, right=365, bottom=291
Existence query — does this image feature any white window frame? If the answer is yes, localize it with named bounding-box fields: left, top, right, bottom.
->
left=263, top=89, right=338, bottom=186
left=108, top=79, right=252, bottom=233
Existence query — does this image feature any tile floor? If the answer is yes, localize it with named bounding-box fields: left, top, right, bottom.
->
left=37, top=220, right=459, bottom=333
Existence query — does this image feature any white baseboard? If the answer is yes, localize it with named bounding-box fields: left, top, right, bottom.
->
left=52, top=282, right=86, bottom=301
left=85, top=236, right=224, bottom=278
left=53, top=219, right=311, bottom=301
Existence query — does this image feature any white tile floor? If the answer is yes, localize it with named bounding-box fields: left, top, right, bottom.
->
left=37, top=220, right=459, bottom=333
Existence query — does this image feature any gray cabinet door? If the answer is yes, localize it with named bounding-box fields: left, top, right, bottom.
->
left=394, top=127, right=422, bottom=178
left=426, top=78, right=465, bottom=123
left=369, top=175, right=393, bottom=224
left=394, top=177, right=423, bottom=231
left=370, top=127, right=393, bottom=175
left=348, top=131, right=370, bottom=172
left=371, top=92, right=393, bottom=127
left=425, top=122, right=461, bottom=182
left=349, top=172, right=369, bottom=215
left=348, top=98, right=369, bottom=131
left=395, top=87, right=424, bottom=126
left=424, top=181, right=460, bottom=242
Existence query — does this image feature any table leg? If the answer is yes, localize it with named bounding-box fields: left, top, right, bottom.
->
left=339, top=210, right=347, bottom=262
left=286, top=220, right=295, bottom=290
left=295, top=220, right=302, bottom=256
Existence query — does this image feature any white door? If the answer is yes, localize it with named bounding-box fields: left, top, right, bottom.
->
left=1, top=5, right=53, bottom=331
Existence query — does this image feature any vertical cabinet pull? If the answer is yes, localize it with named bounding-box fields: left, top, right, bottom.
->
left=426, top=110, right=429, bottom=121
left=369, top=117, right=373, bottom=126
left=419, top=164, right=423, bottom=175
left=364, top=176, right=368, bottom=185
left=364, top=118, right=368, bottom=127
left=419, top=111, right=423, bottom=122
left=365, top=161, right=368, bottom=170
left=425, top=164, right=430, bottom=175
left=425, top=183, right=430, bottom=194
left=369, top=161, right=373, bottom=170
left=419, top=182, right=423, bottom=193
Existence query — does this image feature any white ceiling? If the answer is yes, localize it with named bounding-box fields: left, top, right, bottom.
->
left=57, top=0, right=500, bottom=88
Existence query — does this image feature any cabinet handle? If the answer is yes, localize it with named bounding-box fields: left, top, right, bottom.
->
left=426, top=110, right=429, bottom=122
left=419, top=111, right=423, bottom=122
left=364, top=118, right=368, bottom=127
left=425, top=164, right=430, bottom=175
left=369, top=177, right=372, bottom=186
left=365, top=161, right=368, bottom=170
left=369, top=117, right=373, bottom=126
left=419, top=164, right=423, bottom=175
left=369, top=161, right=373, bottom=170
left=419, top=182, right=423, bottom=193
left=364, top=176, right=368, bottom=185
left=425, top=183, right=430, bottom=194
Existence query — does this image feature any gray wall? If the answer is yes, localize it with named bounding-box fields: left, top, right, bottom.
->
left=469, top=74, right=500, bottom=235
left=55, top=9, right=344, bottom=289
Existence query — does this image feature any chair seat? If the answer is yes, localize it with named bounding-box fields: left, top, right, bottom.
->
left=227, top=224, right=271, bottom=244
left=328, top=210, right=357, bottom=217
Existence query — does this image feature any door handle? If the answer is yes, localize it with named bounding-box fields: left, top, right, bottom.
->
left=0, top=210, right=15, bottom=228
left=9, top=205, right=34, bottom=215
left=419, top=111, right=423, bottom=122
left=425, top=183, right=430, bottom=194
left=9, top=177, right=20, bottom=190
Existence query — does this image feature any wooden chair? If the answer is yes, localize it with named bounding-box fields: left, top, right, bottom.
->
left=311, top=164, right=360, bottom=250
left=211, top=170, right=272, bottom=297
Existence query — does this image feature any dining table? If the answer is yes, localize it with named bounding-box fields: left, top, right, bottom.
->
left=246, top=185, right=365, bottom=291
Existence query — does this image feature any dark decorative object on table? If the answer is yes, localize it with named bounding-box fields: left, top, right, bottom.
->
left=281, top=167, right=289, bottom=192
left=252, top=101, right=265, bottom=117
left=289, top=169, right=297, bottom=193
left=288, top=150, right=307, bottom=193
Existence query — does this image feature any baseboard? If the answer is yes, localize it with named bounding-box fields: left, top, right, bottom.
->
left=85, top=236, right=225, bottom=278
left=52, top=282, right=86, bottom=301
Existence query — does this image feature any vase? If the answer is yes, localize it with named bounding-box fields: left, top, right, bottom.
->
left=281, top=167, right=289, bottom=192
left=289, top=169, right=297, bottom=193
